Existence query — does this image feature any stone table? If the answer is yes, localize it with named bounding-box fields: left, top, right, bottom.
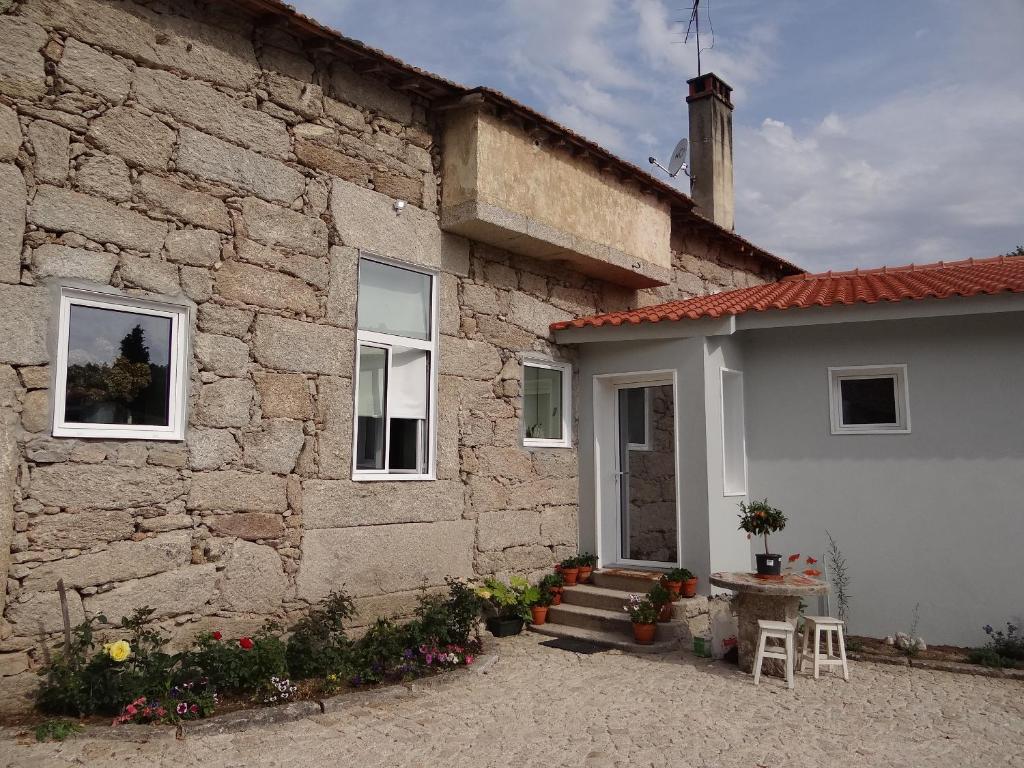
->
left=710, top=571, right=828, bottom=674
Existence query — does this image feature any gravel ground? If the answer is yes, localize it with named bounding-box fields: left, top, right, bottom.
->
left=2, top=632, right=1023, bottom=768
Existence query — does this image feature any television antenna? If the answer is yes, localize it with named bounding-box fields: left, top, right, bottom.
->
left=648, top=137, right=691, bottom=179
left=683, top=0, right=715, bottom=77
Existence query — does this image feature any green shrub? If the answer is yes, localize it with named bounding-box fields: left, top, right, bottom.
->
left=186, top=624, right=287, bottom=694
left=34, top=719, right=82, bottom=742
left=647, top=583, right=671, bottom=607
left=665, top=567, right=694, bottom=582
left=407, top=578, right=482, bottom=649
left=475, top=576, right=531, bottom=621
left=969, top=622, right=1023, bottom=668
left=286, top=591, right=356, bottom=680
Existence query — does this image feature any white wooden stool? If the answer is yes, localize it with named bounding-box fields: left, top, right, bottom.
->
left=798, top=615, right=849, bottom=680
left=752, top=619, right=795, bottom=689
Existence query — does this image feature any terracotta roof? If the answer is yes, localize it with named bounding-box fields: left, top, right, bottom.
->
left=551, top=255, right=1024, bottom=330
left=232, top=0, right=800, bottom=279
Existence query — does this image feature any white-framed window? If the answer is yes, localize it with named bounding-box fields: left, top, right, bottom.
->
left=720, top=368, right=747, bottom=495
left=624, top=386, right=653, bottom=451
left=828, top=364, right=910, bottom=435
left=53, top=287, right=189, bottom=441
left=352, top=255, right=437, bottom=480
left=522, top=358, right=572, bottom=448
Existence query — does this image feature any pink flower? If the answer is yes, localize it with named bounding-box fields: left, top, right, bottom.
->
left=212, top=631, right=223, bottom=641
left=190, top=704, right=198, bottom=714
left=465, top=655, right=474, bottom=665
left=239, top=637, right=254, bottom=650
left=125, top=705, right=137, bottom=715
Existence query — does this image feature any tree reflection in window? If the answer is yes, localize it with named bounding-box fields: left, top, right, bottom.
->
left=64, top=306, right=172, bottom=426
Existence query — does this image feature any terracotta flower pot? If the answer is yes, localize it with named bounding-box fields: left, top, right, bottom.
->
left=632, top=622, right=657, bottom=645
left=530, top=605, right=549, bottom=625
left=577, top=565, right=593, bottom=583
left=681, top=577, right=698, bottom=598
left=663, top=580, right=682, bottom=601
left=561, top=567, right=579, bottom=586
left=551, top=588, right=562, bottom=606
left=657, top=601, right=673, bottom=623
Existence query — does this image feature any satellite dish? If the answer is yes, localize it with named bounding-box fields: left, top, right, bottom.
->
left=648, top=137, right=691, bottom=179
left=667, top=138, right=689, bottom=175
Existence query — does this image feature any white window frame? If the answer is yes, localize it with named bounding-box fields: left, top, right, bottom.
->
left=625, top=386, right=653, bottom=451
left=351, top=254, right=438, bottom=481
left=522, top=358, right=572, bottom=449
left=53, top=287, right=189, bottom=441
left=720, top=367, right=747, bottom=496
left=828, top=364, right=911, bottom=435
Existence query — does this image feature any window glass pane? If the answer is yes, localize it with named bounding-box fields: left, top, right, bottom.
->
left=524, top=365, right=563, bottom=440
left=722, top=370, right=746, bottom=493
left=389, top=347, right=428, bottom=419
left=840, top=377, right=897, bottom=425
left=356, top=346, right=387, bottom=469
left=64, top=304, right=172, bottom=427
left=357, top=259, right=432, bottom=340
left=626, top=387, right=647, bottom=446
left=389, top=418, right=423, bottom=472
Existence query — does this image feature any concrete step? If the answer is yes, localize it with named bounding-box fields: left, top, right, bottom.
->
left=547, top=602, right=631, bottom=633
left=561, top=583, right=632, bottom=612
left=590, top=568, right=665, bottom=593
left=528, top=621, right=684, bottom=655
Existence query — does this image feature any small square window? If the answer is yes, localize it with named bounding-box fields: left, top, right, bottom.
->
left=828, top=365, right=910, bottom=434
left=522, top=359, right=571, bottom=448
left=53, top=288, right=189, bottom=440
left=624, top=387, right=652, bottom=451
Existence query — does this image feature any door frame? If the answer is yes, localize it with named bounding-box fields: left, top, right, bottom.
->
left=592, top=369, right=682, bottom=570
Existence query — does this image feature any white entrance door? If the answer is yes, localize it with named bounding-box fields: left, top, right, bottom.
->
left=594, top=371, right=681, bottom=569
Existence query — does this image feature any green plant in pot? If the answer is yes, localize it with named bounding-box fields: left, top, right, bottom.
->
left=624, top=594, right=658, bottom=644
left=647, top=583, right=673, bottom=623
left=663, top=568, right=698, bottom=600
left=523, top=584, right=553, bottom=626
left=475, top=577, right=531, bottom=637
left=540, top=573, right=564, bottom=606
left=738, top=499, right=788, bottom=576
left=558, top=556, right=581, bottom=586
left=576, top=552, right=598, bottom=583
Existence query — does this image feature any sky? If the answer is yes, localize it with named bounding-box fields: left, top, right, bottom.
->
left=291, top=0, right=1024, bottom=272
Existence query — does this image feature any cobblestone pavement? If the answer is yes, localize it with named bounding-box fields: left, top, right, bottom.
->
left=3, top=633, right=1023, bottom=768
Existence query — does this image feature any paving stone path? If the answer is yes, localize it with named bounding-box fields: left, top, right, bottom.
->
left=3, top=633, right=1022, bottom=767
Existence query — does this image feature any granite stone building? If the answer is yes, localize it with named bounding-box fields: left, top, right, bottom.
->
left=0, top=0, right=796, bottom=709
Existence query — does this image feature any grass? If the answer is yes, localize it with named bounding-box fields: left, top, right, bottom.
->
left=34, top=719, right=83, bottom=743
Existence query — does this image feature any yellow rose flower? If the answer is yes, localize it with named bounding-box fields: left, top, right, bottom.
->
left=103, top=640, right=132, bottom=663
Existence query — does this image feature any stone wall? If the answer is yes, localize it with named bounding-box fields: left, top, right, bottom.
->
left=0, top=0, right=778, bottom=712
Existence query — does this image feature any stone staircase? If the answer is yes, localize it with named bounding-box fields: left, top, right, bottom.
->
left=530, top=568, right=705, bottom=654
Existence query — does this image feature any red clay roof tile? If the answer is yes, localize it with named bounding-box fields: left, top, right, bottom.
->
left=551, top=255, right=1024, bottom=331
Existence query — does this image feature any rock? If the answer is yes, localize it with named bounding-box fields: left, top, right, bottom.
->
left=28, top=120, right=71, bottom=186
left=4, top=589, right=86, bottom=635
left=325, top=245, right=357, bottom=327
left=138, top=514, right=192, bottom=532
left=137, top=175, right=232, bottom=233
left=195, top=378, right=254, bottom=428
left=508, top=292, right=572, bottom=339
left=180, top=265, right=214, bottom=302
left=57, top=37, right=131, bottom=103
left=0, top=104, right=21, bottom=161
left=206, top=512, right=285, bottom=541
left=187, top=470, right=287, bottom=512
left=0, top=288, right=48, bottom=362
left=240, top=197, right=328, bottom=257
left=219, top=540, right=287, bottom=612
left=0, top=163, right=26, bottom=284
left=323, top=98, right=366, bottom=131
left=186, top=428, right=240, bottom=471
left=234, top=238, right=329, bottom=290
left=29, top=463, right=183, bottom=510
left=329, top=61, right=411, bottom=123
left=540, top=506, right=578, bottom=546
left=477, top=509, right=540, bottom=551
left=0, top=16, right=47, bottom=99
left=29, top=186, right=167, bottom=253
left=439, top=337, right=502, bottom=380
left=198, top=303, right=253, bottom=338
left=194, top=333, right=250, bottom=377
left=176, top=128, right=305, bottom=205
left=165, top=228, right=221, bottom=267
left=20, top=388, right=50, bottom=433
left=118, top=254, right=180, bottom=294
left=76, top=154, right=132, bottom=202
left=294, top=139, right=373, bottom=185
left=313, top=375, right=351, bottom=479
left=215, top=260, right=320, bottom=315
left=241, top=418, right=304, bottom=474
left=296, top=520, right=474, bottom=600
left=251, top=315, right=352, bottom=375
left=87, top=106, right=176, bottom=172
left=83, top=564, right=218, bottom=621
left=134, top=67, right=290, bottom=158
left=265, top=72, right=323, bottom=119
left=22, top=531, right=192, bottom=590
left=148, top=444, right=187, bottom=468
left=302, top=479, right=464, bottom=528
left=255, top=372, right=312, bottom=419
left=26, top=509, right=134, bottom=550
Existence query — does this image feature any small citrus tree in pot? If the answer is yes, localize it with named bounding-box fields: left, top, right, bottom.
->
left=738, top=499, right=788, bottom=576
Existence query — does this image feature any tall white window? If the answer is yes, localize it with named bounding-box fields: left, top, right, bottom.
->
left=828, top=364, right=910, bottom=435
left=353, top=257, right=437, bottom=480
left=522, top=359, right=572, bottom=448
left=53, top=287, right=189, bottom=440
left=720, top=368, right=747, bottom=495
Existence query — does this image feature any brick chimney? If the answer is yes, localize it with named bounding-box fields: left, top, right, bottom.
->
left=686, top=72, right=734, bottom=231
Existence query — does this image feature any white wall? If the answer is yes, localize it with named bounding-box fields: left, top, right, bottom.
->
left=739, top=312, right=1024, bottom=646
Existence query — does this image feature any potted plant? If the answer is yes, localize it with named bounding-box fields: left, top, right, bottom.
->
left=648, top=583, right=673, bottom=623
left=662, top=568, right=684, bottom=600
left=475, top=576, right=530, bottom=636
left=577, top=552, right=598, bottom=583
left=738, top=499, right=788, bottom=576
left=679, top=568, right=698, bottom=598
left=524, top=584, right=553, bottom=626
left=540, top=573, right=564, bottom=606
left=624, top=594, right=658, bottom=644
left=559, top=556, right=580, bottom=586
